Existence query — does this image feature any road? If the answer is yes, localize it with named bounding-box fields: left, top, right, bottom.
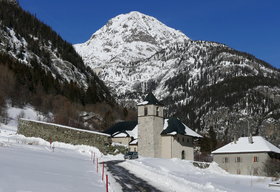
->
left=105, top=160, right=162, bottom=192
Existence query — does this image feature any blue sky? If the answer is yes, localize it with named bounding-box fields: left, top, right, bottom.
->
left=19, top=0, right=280, bottom=69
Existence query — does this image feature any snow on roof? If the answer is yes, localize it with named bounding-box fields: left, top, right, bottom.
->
left=114, top=125, right=138, bottom=138
left=106, top=117, right=202, bottom=139
left=103, top=121, right=137, bottom=137
left=137, top=101, right=148, bottom=106
left=113, top=132, right=128, bottom=138
left=129, top=139, right=138, bottom=145
left=212, top=136, right=280, bottom=154
left=127, top=125, right=138, bottom=138
left=162, top=118, right=202, bottom=138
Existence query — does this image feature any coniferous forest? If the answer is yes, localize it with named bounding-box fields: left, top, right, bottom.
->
left=0, top=1, right=137, bottom=131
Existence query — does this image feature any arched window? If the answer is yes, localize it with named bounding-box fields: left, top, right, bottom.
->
left=181, top=150, right=185, bottom=159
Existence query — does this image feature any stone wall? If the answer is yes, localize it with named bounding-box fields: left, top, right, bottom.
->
left=18, top=119, right=111, bottom=149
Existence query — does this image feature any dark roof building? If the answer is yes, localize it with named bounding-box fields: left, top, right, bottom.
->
left=103, top=92, right=202, bottom=160
left=103, top=121, right=137, bottom=137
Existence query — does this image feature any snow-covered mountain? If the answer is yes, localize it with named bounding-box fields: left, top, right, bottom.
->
left=75, top=11, right=280, bottom=146
left=74, top=11, right=189, bottom=67
left=74, top=11, right=279, bottom=103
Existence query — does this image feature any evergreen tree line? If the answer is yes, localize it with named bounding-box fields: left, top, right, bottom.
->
left=0, top=1, right=113, bottom=104
left=159, top=40, right=280, bottom=117
left=175, top=76, right=280, bottom=133
left=0, top=53, right=137, bottom=130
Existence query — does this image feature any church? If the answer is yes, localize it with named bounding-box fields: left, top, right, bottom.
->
left=103, top=92, right=202, bottom=160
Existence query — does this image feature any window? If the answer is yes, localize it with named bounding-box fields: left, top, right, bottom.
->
left=253, top=156, right=259, bottom=162
left=223, top=157, right=229, bottom=163
left=144, top=106, right=148, bottom=116
left=181, top=151, right=185, bottom=159
left=156, top=107, right=159, bottom=116
left=236, top=157, right=242, bottom=163
left=134, top=147, right=136, bottom=152
left=187, top=138, right=189, bottom=143
left=182, top=138, right=184, bottom=142
left=177, top=137, right=180, bottom=142
left=237, top=168, right=241, bottom=175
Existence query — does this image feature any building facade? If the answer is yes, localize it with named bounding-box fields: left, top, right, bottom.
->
left=212, top=136, right=280, bottom=176
left=104, top=92, right=202, bottom=160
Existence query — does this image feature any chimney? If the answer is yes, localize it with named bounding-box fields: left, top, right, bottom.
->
left=250, top=133, right=253, bottom=144
left=234, top=134, right=237, bottom=144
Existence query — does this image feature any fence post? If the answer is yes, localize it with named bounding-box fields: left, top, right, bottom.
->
left=102, top=161, right=105, bottom=181
left=97, top=158, right=98, bottom=173
left=106, top=175, right=108, bottom=192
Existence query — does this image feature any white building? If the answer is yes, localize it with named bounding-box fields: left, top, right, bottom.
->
left=104, top=92, right=202, bottom=160
left=212, top=135, right=280, bottom=176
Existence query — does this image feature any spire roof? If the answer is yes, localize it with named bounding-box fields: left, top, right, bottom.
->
left=138, top=92, right=164, bottom=106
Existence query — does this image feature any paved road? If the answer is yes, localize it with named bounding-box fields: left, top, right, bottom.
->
left=105, top=160, right=162, bottom=192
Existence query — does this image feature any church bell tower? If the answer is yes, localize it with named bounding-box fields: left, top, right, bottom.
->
left=137, top=92, right=164, bottom=158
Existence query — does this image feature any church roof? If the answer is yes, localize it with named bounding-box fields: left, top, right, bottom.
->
left=161, top=117, right=202, bottom=138
left=102, top=121, right=138, bottom=138
left=104, top=118, right=202, bottom=139
left=137, top=92, right=164, bottom=106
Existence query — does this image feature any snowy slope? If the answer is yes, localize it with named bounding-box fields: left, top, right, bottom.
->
left=0, top=106, right=279, bottom=192
left=0, top=144, right=106, bottom=192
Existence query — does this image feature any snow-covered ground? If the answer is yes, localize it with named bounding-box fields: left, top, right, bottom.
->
left=1, top=106, right=280, bottom=192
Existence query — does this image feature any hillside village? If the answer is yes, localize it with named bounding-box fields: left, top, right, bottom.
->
left=1, top=0, right=280, bottom=191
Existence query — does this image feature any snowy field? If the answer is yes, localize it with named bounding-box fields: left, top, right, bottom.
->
left=1, top=106, right=280, bottom=192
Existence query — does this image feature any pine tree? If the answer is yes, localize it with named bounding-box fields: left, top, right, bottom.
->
left=208, top=126, right=217, bottom=151
left=200, top=135, right=211, bottom=153
left=122, top=107, right=128, bottom=120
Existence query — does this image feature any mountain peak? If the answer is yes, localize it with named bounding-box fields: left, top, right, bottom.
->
left=74, top=11, right=189, bottom=66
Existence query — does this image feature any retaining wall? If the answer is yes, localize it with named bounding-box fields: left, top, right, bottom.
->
left=17, top=119, right=111, bottom=149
